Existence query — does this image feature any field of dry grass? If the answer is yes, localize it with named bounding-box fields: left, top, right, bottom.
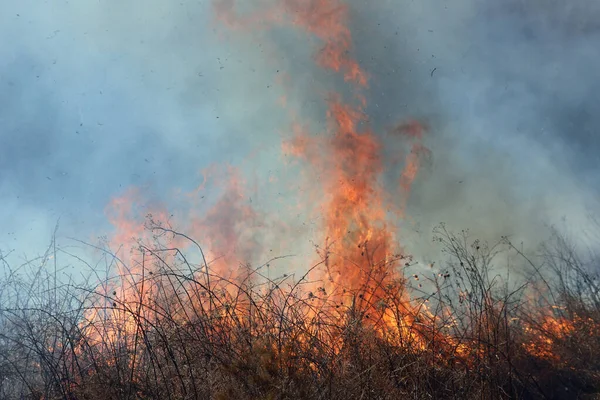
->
left=0, top=224, right=598, bottom=400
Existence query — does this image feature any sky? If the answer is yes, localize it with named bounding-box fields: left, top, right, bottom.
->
left=1, top=0, right=599, bottom=274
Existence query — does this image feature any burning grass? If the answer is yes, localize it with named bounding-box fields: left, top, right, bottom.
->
left=2, top=1, right=598, bottom=399
left=0, top=224, right=599, bottom=400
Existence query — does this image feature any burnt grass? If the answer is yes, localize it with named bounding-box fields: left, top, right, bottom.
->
left=0, top=224, right=598, bottom=400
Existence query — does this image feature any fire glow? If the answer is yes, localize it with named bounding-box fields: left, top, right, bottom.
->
left=76, top=0, right=586, bottom=383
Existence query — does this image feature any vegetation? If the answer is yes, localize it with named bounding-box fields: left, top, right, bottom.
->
left=0, top=222, right=598, bottom=400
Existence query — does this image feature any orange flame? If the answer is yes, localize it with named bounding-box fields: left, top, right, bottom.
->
left=84, top=0, right=433, bottom=366
left=68, top=3, right=597, bottom=385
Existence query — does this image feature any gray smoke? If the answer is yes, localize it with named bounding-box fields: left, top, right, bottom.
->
left=348, top=0, right=600, bottom=259
left=0, top=1, right=284, bottom=266
left=1, top=0, right=598, bottom=273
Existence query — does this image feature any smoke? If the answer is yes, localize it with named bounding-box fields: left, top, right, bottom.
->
left=1, top=0, right=598, bottom=271
left=0, top=1, right=284, bottom=263
left=346, top=0, right=600, bottom=260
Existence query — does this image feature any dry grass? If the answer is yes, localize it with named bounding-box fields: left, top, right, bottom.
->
left=0, top=223, right=598, bottom=400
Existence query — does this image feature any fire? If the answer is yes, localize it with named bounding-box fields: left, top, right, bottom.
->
left=282, top=0, right=369, bottom=86
left=73, top=1, right=594, bottom=392
left=523, top=315, right=573, bottom=361
left=0, top=3, right=595, bottom=400
left=221, top=0, right=428, bottom=310
left=79, top=0, right=431, bottom=359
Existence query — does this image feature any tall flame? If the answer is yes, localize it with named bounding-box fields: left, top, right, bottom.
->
left=65, top=4, right=597, bottom=395
left=215, top=0, right=428, bottom=304
left=95, top=0, right=431, bottom=328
